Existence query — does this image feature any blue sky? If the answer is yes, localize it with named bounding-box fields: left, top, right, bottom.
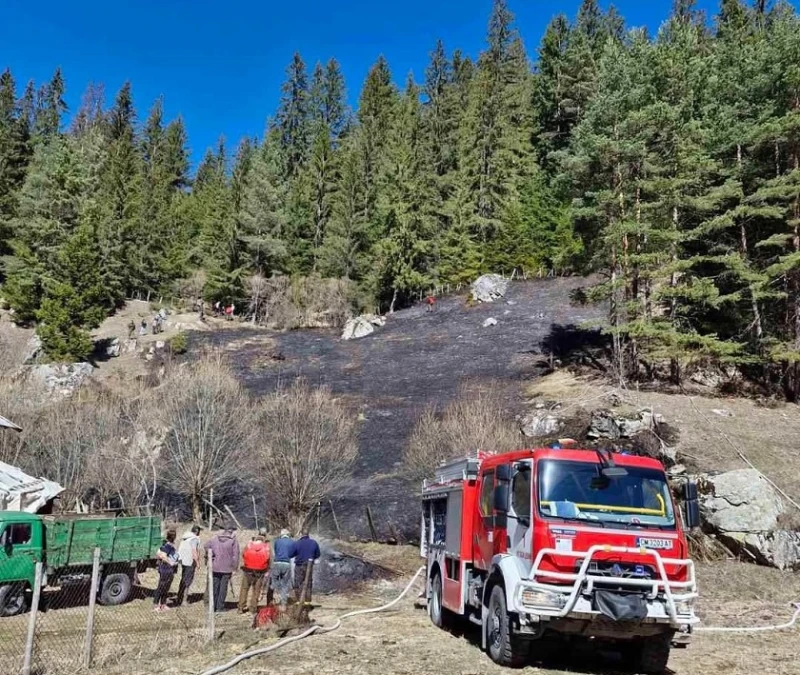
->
left=2, top=0, right=725, bottom=169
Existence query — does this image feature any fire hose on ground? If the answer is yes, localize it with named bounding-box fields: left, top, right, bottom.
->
left=198, top=566, right=799, bottom=675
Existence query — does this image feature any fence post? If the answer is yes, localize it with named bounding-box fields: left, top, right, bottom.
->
left=22, top=561, right=43, bottom=675
left=207, top=550, right=215, bottom=642
left=82, top=547, right=101, bottom=668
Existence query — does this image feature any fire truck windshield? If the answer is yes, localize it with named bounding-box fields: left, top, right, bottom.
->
left=537, top=459, right=676, bottom=529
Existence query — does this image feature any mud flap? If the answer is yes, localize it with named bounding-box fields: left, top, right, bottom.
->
left=594, top=591, right=648, bottom=621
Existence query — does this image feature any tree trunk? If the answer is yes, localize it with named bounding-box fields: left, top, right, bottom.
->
left=192, top=492, right=202, bottom=524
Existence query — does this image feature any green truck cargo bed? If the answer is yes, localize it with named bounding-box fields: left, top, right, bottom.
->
left=42, top=515, right=162, bottom=568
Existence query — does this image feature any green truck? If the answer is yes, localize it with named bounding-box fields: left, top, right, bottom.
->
left=0, top=511, right=163, bottom=616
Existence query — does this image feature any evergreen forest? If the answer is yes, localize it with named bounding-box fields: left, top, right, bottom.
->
left=1, top=0, right=800, bottom=398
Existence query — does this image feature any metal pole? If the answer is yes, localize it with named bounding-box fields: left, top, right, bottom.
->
left=208, top=489, right=214, bottom=531
left=22, top=561, right=43, bottom=675
left=82, top=547, right=101, bottom=668
left=252, top=495, right=259, bottom=532
left=207, top=549, right=215, bottom=642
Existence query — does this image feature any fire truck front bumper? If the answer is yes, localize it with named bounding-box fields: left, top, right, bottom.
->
left=511, top=545, right=699, bottom=640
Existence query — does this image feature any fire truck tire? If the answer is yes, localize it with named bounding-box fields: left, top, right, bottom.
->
left=486, top=585, right=530, bottom=668
left=624, top=632, right=672, bottom=674
left=429, top=571, right=453, bottom=629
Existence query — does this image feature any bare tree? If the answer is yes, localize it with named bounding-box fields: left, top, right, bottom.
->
left=254, top=380, right=358, bottom=532
left=404, top=383, right=522, bottom=480
left=152, top=355, right=255, bottom=521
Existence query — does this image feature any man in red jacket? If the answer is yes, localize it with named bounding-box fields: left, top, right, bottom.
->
left=238, top=528, right=270, bottom=614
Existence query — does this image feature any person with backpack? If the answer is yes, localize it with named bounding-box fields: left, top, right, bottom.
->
left=204, top=526, right=240, bottom=613
left=238, top=528, right=270, bottom=614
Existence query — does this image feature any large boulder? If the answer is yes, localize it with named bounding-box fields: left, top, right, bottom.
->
left=27, top=362, right=94, bottom=397
left=698, top=469, right=800, bottom=570
left=471, top=274, right=509, bottom=303
left=699, top=469, right=783, bottom=533
left=520, top=411, right=563, bottom=439
left=106, top=337, right=121, bottom=358
left=341, top=316, right=375, bottom=341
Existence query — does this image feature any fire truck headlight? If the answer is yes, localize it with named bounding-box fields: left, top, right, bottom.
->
left=521, top=589, right=565, bottom=609
left=675, top=599, right=695, bottom=616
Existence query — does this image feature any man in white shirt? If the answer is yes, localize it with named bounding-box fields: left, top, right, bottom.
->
left=176, top=525, right=201, bottom=606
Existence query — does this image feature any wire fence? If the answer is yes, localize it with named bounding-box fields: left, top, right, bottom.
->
left=2, top=551, right=269, bottom=675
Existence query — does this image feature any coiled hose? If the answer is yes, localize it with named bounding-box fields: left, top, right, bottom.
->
left=199, top=566, right=426, bottom=675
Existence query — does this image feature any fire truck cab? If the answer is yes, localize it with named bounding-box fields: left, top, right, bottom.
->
left=421, top=447, right=700, bottom=672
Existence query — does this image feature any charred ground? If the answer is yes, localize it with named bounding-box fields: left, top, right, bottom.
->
left=196, top=278, right=603, bottom=539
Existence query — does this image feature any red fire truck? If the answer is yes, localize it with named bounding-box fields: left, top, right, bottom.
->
left=421, top=446, right=700, bottom=672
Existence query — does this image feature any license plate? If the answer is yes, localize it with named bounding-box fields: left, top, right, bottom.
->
left=636, top=537, right=673, bottom=550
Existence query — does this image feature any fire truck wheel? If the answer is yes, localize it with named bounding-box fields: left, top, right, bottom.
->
left=429, top=571, right=452, bottom=629
left=487, top=585, right=530, bottom=668
left=624, top=632, right=672, bottom=674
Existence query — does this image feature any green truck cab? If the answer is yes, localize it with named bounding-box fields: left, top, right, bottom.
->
left=0, top=511, right=162, bottom=616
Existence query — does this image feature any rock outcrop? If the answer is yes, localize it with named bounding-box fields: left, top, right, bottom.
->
left=26, top=362, right=94, bottom=397
left=471, top=274, right=509, bottom=303
left=519, top=411, right=563, bottom=439
left=341, top=316, right=375, bottom=340
left=22, top=334, right=43, bottom=364
left=698, top=469, right=800, bottom=570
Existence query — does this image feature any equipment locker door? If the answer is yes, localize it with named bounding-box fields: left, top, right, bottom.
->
left=473, top=469, right=495, bottom=570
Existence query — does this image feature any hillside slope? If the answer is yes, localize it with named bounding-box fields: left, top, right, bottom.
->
left=200, top=278, right=603, bottom=538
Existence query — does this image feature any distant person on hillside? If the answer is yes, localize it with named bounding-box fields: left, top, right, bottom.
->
left=154, top=529, right=179, bottom=612
left=152, top=316, right=160, bottom=335
left=176, top=525, right=202, bottom=606
left=140, top=318, right=147, bottom=336
left=239, top=528, right=270, bottom=614
left=225, top=303, right=235, bottom=321
left=127, top=319, right=136, bottom=339
left=214, top=301, right=221, bottom=317
left=425, top=295, right=436, bottom=313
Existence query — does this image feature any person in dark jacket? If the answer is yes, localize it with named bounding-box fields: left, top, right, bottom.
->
left=294, top=528, right=321, bottom=616
left=269, top=528, right=296, bottom=609
left=154, top=530, right=179, bottom=612
left=205, top=527, right=240, bottom=612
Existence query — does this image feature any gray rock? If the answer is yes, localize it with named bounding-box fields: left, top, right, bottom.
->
left=341, top=316, right=375, bottom=340
left=699, top=469, right=783, bottom=533
left=588, top=408, right=664, bottom=440
left=587, top=410, right=621, bottom=440
left=155, top=340, right=166, bottom=350
left=482, top=317, right=498, bottom=328
left=27, top=362, right=94, bottom=397
left=520, top=412, right=563, bottom=439
left=22, top=334, right=43, bottom=364
left=364, top=314, right=386, bottom=327
left=716, top=530, right=800, bottom=571
left=123, top=338, right=138, bottom=355
left=106, top=337, right=121, bottom=358
left=471, top=274, right=509, bottom=303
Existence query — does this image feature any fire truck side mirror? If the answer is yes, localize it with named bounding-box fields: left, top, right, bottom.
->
left=683, top=480, right=700, bottom=530
left=493, top=483, right=510, bottom=514
left=496, top=464, right=513, bottom=482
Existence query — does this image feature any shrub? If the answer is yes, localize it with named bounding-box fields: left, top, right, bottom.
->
left=168, top=331, right=188, bottom=355
left=253, top=380, right=358, bottom=532
left=404, top=383, right=521, bottom=480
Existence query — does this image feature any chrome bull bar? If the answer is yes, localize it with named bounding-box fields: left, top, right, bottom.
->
left=515, top=545, right=699, bottom=625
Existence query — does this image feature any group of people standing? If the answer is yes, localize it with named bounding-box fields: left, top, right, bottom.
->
left=127, top=308, right=168, bottom=339
left=153, top=525, right=321, bottom=616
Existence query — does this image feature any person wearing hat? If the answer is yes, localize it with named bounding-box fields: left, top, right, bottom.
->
left=238, top=528, right=271, bottom=614
left=270, top=528, right=297, bottom=609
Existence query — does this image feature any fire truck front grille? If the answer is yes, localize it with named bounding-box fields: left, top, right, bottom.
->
left=578, top=561, right=657, bottom=580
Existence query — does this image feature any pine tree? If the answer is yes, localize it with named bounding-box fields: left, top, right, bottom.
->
left=33, top=68, right=67, bottom=140
left=372, top=74, right=437, bottom=311
left=276, top=53, right=311, bottom=178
